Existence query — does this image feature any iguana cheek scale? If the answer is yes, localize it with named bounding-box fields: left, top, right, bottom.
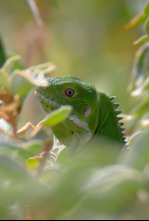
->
left=35, top=76, right=126, bottom=147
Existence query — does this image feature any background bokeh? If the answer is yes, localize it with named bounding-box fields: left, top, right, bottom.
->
left=1, top=1, right=149, bottom=220
left=0, top=0, right=147, bottom=118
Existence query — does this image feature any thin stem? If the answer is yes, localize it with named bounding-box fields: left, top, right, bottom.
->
left=28, top=0, right=43, bottom=27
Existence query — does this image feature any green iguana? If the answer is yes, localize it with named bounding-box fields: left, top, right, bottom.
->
left=35, top=76, right=126, bottom=147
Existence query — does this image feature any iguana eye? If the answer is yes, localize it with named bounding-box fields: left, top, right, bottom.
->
left=65, top=88, right=75, bottom=97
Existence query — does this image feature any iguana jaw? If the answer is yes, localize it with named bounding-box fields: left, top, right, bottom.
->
left=34, top=90, right=60, bottom=112
left=35, top=89, right=91, bottom=135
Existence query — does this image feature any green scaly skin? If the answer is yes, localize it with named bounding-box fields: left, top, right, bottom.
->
left=35, top=76, right=125, bottom=147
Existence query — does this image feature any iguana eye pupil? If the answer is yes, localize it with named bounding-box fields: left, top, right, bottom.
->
left=65, top=88, right=75, bottom=97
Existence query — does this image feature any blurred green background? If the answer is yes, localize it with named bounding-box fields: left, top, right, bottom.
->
left=1, top=1, right=149, bottom=220
left=0, top=0, right=147, bottom=117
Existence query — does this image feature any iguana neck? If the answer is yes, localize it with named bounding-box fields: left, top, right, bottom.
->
left=94, top=92, right=125, bottom=144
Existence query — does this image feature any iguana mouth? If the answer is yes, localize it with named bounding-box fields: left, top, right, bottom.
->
left=34, top=90, right=60, bottom=111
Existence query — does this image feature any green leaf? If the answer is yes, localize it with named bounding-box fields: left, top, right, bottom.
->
left=125, top=13, right=146, bottom=30
left=133, top=35, right=149, bottom=46
left=10, top=75, right=33, bottom=101
left=0, top=36, right=6, bottom=67
left=131, top=43, right=149, bottom=91
left=57, top=147, right=70, bottom=165
left=144, top=2, right=149, bottom=17
left=67, top=166, right=148, bottom=220
left=121, top=129, right=149, bottom=170
left=145, top=17, right=149, bottom=36
left=0, top=138, right=42, bottom=160
left=0, top=154, right=32, bottom=182
left=131, top=77, right=149, bottom=97
left=2, top=55, right=21, bottom=74
left=42, top=106, right=72, bottom=127
left=21, top=140, right=42, bottom=156
left=128, top=96, right=149, bottom=119
left=0, top=70, right=8, bottom=89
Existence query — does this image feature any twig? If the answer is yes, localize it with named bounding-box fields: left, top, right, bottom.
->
left=36, top=140, right=53, bottom=177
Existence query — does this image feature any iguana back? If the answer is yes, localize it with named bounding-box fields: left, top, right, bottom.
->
left=95, top=92, right=125, bottom=144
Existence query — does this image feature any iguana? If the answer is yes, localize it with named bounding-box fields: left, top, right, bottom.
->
left=35, top=76, right=126, bottom=147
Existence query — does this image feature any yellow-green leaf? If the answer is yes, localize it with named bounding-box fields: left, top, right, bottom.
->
left=27, top=156, right=41, bottom=169
left=0, top=70, right=8, bottom=88
left=144, top=2, right=149, bottom=17
left=133, top=35, right=149, bottom=46
left=125, top=13, right=146, bottom=30
left=10, top=62, right=56, bottom=87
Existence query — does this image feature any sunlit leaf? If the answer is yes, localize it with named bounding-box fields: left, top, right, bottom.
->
left=10, top=62, right=56, bottom=87
left=131, top=77, right=149, bottom=97
left=2, top=55, right=21, bottom=74
left=140, top=118, right=149, bottom=128
left=27, top=156, right=41, bottom=169
left=125, top=13, right=146, bottom=30
left=133, top=35, right=149, bottom=46
left=120, top=114, right=134, bottom=123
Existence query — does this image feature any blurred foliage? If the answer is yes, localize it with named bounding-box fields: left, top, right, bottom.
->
left=0, top=0, right=149, bottom=220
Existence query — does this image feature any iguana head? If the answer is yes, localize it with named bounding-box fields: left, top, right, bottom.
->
left=35, top=76, right=99, bottom=144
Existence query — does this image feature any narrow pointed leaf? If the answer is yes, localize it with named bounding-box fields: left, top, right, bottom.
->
left=145, top=17, right=149, bottom=36
left=133, top=35, right=149, bottom=46
left=125, top=13, right=146, bottom=30
left=131, top=43, right=149, bottom=90
left=11, top=62, right=56, bottom=87
left=144, top=2, right=149, bottom=17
